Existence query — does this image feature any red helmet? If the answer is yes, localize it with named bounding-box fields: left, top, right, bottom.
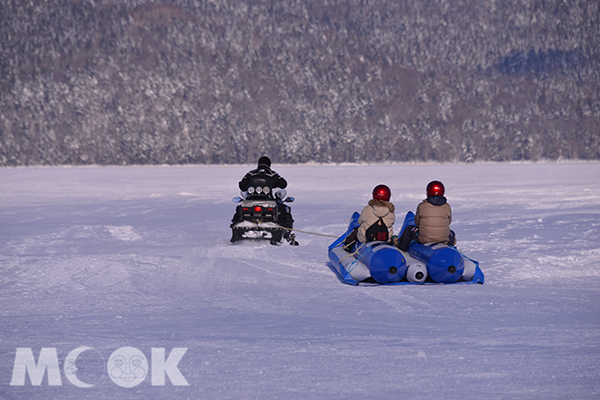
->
left=426, top=181, right=445, bottom=197
left=372, top=184, right=391, bottom=202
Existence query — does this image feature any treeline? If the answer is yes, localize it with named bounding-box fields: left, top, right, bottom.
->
left=1, top=0, right=598, bottom=166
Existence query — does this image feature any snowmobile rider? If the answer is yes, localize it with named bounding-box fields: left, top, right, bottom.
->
left=396, top=180, right=456, bottom=251
left=344, top=184, right=395, bottom=250
left=239, top=156, right=287, bottom=193
left=237, top=156, right=293, bottom=230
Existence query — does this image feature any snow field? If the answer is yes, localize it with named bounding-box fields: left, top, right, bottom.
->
left=0, top=162, right=599, bottom=399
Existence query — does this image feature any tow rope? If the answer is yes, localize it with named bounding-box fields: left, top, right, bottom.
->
left=256, top=222, right=338, bottom=238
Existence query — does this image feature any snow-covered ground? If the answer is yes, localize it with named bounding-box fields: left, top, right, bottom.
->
left=1, top=162, right=599, bottom=399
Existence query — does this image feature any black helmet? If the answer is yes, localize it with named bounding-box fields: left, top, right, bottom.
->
left=258, top=156, right=271, bottom=168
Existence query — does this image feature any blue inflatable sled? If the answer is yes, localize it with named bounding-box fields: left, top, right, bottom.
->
left=328, top=212, right=484, bottom=286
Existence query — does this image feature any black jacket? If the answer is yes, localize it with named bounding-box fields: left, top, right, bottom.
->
left=238, top=166, right=287, bottom=191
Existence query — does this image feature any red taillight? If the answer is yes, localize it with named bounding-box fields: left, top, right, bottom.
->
left=254, top=206, right=262, bottom=212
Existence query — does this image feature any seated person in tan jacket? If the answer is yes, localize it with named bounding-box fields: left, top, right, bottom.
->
left=396, top=180, right=456, bottom=251
left=344, top=184, right=395, bottom=250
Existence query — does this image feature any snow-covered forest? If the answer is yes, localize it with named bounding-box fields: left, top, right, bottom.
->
left=1, top=0, right=599, bottom=166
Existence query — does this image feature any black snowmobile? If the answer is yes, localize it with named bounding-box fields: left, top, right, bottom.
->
left=230, top=178, right=298, bottom=245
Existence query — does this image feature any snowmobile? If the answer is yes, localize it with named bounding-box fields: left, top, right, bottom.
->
left=230, top=178, right=298, bottom=245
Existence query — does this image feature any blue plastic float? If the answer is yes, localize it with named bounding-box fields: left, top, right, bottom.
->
left=328, top=212, right=484, bottom=285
